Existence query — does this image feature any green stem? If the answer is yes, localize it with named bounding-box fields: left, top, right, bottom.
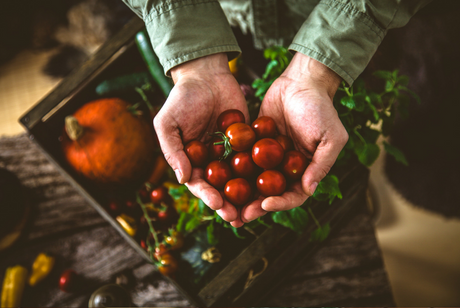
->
left=136, top=193, right=159, bottom=245
left=135, top=86, right=154, bottom=111
left=353, top=127, right=366, bottom=144
left=307, top=207, right=321, bottom=229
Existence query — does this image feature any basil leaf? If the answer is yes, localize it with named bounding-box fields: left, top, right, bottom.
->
left=373, top=70, right=392, bottom=80
left=271, top=207, right=309, bottom=233
left=383, top=141, right=408, bottom=166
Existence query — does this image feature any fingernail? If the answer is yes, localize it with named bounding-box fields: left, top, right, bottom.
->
left=174, top=169, right=182, bottom=183
left=310, top=182, right=318, bottom=195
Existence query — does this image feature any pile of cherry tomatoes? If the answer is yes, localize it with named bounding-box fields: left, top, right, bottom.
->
left=185, top=110, right=310, bottom=207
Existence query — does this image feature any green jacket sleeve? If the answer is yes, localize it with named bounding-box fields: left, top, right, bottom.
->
left=122, top=0, right=241, bottom=76
left=289, top=0, right=433, bottom=85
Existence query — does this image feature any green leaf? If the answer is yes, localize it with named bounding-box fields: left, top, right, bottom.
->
left=360, top=127, right=380, bottom=144
left=310, top=223, right=331, bottom=242
left=312, top=175, right=342, bottom=204
left=354, top=142, right=380, bottom=167
left=224, top=223, right=245, bottom=239
left=197, top=199, right=206, bottom=215
left=385, top=80, right=394, bottom=92
left=177, top=212, right=193, bottom=233
left=168, top=185, right=189, bottom=200
left=185, top=216, right=201, bottom=233
left=340, top=96, right=364, bottom=111
left=271, top=207, right=309, bottom=233
left=366, top=99, right=380, bottom=122
left=392, top=69, right=400, bottom=79
left=262, top=59, right=279, bottom=79
left=398, top=85, right=421, bottom=104
left=397, top=94, right=410, bottom=119
left=206, top=220, right=219, bottom=245
left=373, top=70, right=392, bottom=80
left=383, top=141, right=408, bottom=166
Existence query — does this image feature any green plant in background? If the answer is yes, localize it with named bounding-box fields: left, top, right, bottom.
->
left=251, top=46, right=420, bottom=239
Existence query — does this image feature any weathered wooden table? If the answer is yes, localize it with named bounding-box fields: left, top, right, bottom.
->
left=0, top=134, right=395, bottom=307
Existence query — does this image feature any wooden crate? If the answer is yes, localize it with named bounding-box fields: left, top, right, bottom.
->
left=19, top=17, right=370, bottom=307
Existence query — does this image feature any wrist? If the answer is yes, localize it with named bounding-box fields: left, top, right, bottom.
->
left=170, top=53, right=231, bottom=83
left=283, top=52, right=341, bottom=99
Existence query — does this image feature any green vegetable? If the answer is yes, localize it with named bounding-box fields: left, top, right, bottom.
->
left=95, top=72, right=153, bottom=95
left=271, top=207, right=309, bottom=233
left=135, top=29, right=173, bottom=98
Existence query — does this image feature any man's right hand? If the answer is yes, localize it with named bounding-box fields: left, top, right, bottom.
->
left=153, top=53, right=249, bottom=223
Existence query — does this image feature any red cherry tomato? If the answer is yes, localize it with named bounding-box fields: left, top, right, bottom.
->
left=184, top=140, right=208, bottom=167
left=208, top=137, right=226, bottom=161
left=157, top=204, right=178, bottom=223
left=154, top=243, right=169, bottom=261
left=257, top=170, right=287, bottom=197
left=224, top=178, right=252, bottom=206
left=225, top=123, right=256, bottom=152
left=205, top=161, right=232, bottom=189
left=59, top=269, right=79, bottom=293
left=217, top=109, right=245, bottom=132
left=158, top=253, right=179, bottom=276
left=230, top=151, right=259, bottom=178
left=252, top=116, right=277, bottom=139
left=150, top=186, right=172, bottom=205
left=276, top=135, right=294, bottom=152
left=252, top=138, right=284, bottom=169
left=281, top=150, right=309, bottom=181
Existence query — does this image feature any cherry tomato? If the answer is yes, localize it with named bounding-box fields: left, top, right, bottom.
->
left=150, top=186, right=171, bottom=205
left=205, top=161, right=232, bottom=189
left=252, top=138, right=284, bottom=169
left=140, top=239, right=147, bottom=250
left=224, top=178, right=252, bottom=206
left=59, top=269, right=79, bottom=293
left=225, top=123, right=256, bottom=152
left=158, top=253, right=179, bottom=276
left=154, top=243, right=169, bottom=261
left=217, top=109, right=245, bottom=132
left=184, top=140, right=208, bottom=167
left=165, top=231, right=184, bottom=250
left=281, top=150, right=309, bottom=181
left=157, top=204, right=178, bottom=223
left=230, top=151, right=259, bottom=178
left=208, top=137, right=226, bottom=161
left=276, top=135, right=294, bottom=152
left=252, top=116, right=277, bottom=139
left=257, top=170, right=286, bottom=197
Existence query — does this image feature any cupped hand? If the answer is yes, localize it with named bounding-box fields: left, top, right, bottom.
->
left=238, top=53, right=348, bottom=225
left=153, top=53, right=249, bottom=222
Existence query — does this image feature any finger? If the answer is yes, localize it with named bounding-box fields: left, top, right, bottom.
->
left=185, top=168, right=223, bottom=210
left=216, top=192, right=238, bottom=222
left=241, top=196, right=266, bottom=223
left=302, top=137, right=345, bottom=196
left=261, top=182, right=308, bottom=212
left=230, top=208, right=244, bottom=228
left=154, top=110, right=192, bottom=184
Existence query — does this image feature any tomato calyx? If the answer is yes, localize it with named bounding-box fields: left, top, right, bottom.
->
left=210, top=131, right=233, bottom=160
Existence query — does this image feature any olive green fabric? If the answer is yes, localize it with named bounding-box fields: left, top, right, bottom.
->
left=122, top=0, right=432, bottom=84
left=122, top=0, right=241, bottom=76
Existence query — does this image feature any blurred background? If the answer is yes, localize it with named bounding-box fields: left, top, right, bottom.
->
left=1, top=0, right=460, bottom=306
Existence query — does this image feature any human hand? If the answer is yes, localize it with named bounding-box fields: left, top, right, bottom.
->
left=235, top=52, right=348, bottom=226
left=153, top=53, right=249, bottom=223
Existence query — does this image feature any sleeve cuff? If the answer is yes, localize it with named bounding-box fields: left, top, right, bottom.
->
left=144, top=0, right=241, bottom=76
left=289, top=0, right=386, bottom=86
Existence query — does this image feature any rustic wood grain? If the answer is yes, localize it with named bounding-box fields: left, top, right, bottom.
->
left=0, top=134, right=394, bottom=306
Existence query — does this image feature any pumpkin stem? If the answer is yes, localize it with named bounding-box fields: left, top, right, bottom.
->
left=65, top=116, right=84, bottom=141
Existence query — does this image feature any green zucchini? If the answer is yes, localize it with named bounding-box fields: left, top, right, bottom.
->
left=135, top=29, right=173, bottom=98
left=95, top=71, right=153, bottom=95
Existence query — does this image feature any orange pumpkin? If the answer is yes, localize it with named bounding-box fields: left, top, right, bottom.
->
left=61, top=98, right=156, bottom=189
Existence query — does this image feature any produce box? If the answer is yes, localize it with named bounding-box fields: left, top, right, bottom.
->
left=19, top=17, right=370, bottom=306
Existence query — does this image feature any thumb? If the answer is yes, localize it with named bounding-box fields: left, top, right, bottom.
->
left=301, top=140, right=342, bottom=196
left=153, top=112, right=192, bottom=184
